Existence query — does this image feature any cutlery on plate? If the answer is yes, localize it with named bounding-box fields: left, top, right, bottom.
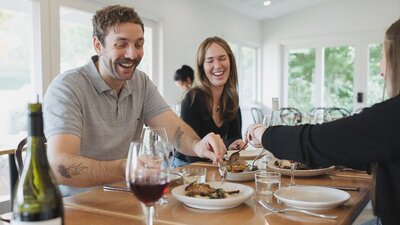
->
left=321, top=186, right=359, bottom=191
left=103, top=185, right=130, bottom=192
left=258, top=200, right=337, bottom=219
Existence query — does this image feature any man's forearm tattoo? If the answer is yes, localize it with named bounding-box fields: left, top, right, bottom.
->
left=58, top=163, right=88, bottom=178
left=173, top=126, right=184, bottom=150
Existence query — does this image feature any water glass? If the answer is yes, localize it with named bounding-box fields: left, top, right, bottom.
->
left=255, top=172, right=281, bottom=196
left=181, top=167, right=207, bottom=184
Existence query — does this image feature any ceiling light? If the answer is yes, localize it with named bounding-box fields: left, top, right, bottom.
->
left=263, top=0, right=272, bottom=6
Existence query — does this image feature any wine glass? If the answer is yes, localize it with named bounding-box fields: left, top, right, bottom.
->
left=126, top=141, right=169, bottom=225
left=140, top=127, right=172, bottom=205
left=289, top=161, right=297, bottom=186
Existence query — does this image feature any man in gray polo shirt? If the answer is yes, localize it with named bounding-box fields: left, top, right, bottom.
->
left=43, top=5, right=226, bottom=196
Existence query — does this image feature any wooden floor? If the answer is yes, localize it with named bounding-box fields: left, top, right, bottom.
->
left=352, top=202, right=374, bottom=225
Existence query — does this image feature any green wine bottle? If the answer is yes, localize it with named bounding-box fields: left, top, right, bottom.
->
left=12, top=102, right=64, bottom=224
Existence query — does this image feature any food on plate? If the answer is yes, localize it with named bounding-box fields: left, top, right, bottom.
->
left=226, top=160, right=258, bottom=173
left=274, top=159, right=311, bottom=170
left=184, top=183, right=240, bottom=199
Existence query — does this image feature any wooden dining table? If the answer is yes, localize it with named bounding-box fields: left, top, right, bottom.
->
left=62, top=162, right=372, bottom=225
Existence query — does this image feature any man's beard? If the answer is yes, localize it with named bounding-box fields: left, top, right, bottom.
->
left=101, top=56, right=141, bottom=80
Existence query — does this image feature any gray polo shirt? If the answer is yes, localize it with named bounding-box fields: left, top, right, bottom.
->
left=43, top=56, right=170, bottom=195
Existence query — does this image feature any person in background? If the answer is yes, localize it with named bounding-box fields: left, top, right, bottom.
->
left=43, top=5, right=226, bottom=196
left=173, top=36, right=246, bottom=167
left=174, top=65, right=194, bottom=91
left=245, top=18, right=400, bottom=225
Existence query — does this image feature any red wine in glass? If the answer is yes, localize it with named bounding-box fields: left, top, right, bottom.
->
left=130, top=177, right=169, bottom=205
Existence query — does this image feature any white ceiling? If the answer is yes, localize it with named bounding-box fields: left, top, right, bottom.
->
left=205, top=0, right=331, bottom=20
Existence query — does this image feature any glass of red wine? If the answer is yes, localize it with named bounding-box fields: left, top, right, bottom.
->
left=139, top=127, right=173, bottom=205
left=126, top=141, right=169, bottom=225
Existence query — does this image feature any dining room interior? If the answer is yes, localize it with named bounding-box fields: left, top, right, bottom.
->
left=0, top=0, right=399, bottom=224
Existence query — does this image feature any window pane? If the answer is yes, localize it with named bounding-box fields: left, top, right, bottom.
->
left=287, top=48, right=315, bottom=112
left=0, top=0, right=34, bottom=201
left=324, top=46, right=355, bottom=111
left=137, top=26, right=152, bottom=77
left=368, top=43, right=384, bottom=106
left=60, top=7, right=94, bottom=73
left=239, top=46, right=256, bottom=101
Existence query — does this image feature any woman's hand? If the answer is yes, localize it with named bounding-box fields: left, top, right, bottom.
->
left=244, top=124, right=267, bottom=148
left=228, top=139, right=248, bottom=150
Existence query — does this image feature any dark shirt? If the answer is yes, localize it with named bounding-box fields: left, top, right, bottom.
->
left=262, top=95, right=400, bottom=225
left=175, top=90, right=242, bottom=163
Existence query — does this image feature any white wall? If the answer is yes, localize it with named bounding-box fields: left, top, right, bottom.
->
left=98, top=0, right=262, bottom=105
left=261, top=0, right=400, bottom=108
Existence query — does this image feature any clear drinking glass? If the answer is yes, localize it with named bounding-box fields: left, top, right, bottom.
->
left=126, top=141, right=169, bottom=225
left=289, top=161, right=297, bottom=186
left=140, top=127, right=173, bottom=205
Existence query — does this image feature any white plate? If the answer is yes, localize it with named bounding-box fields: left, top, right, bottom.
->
left=225, top=148, right=266, bottom=160
left=267, top=161, right=335, bottom=177
left=226, top=169, right=260, bottom=181
left=274, top=186, right=350, bottom=210
left=171, top=182, right=254, bottom=210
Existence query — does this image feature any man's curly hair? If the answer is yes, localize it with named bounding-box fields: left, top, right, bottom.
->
left=92, top=5, right=144, bottom=46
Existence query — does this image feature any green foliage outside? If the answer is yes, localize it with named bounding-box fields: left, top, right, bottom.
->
left=0, top=10, right=31, bottom=89
left=368, top=43, right=384, bottom=106
left=288, top=48, right=315, bottom=112
left=324, top=46, right=355, bottom=111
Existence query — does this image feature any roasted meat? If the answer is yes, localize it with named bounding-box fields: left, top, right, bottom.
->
left=184, top=183, right=216, bottom=196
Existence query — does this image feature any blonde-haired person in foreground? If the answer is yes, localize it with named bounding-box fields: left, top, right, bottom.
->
left=246, top=18, right=400, bottom=225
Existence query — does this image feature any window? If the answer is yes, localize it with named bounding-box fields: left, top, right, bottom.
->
left=60, top=6, right=94, bottom=73
left=287, top=48, right=315, bottom=112
left=285, top=45, right=355, bottom=113
left=137, top=22, right=153, bottom=78
left=0, top=0, right=34, bottom=203
left=228, top=41, right=258, bottom=134
left=228, top=42, right=257, bottom=104
left=368, top=43, right=384, bottom=106
left=324, top=46, right=355, bottom=111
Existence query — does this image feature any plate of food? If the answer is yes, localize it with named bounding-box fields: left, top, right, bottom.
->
left=225, top=160, right=260, bottom=181
left=274, top=186, right=350, bottom=210
left=267, top=159, right=335, bottom=177
left=171, top=182, right=254, bottom=210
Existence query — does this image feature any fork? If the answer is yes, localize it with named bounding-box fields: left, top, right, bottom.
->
left=258, top=200, right=337, bottom=219
left=244, top=149, right=266, bottom=172
left=217, top=161, right=227, bottom=184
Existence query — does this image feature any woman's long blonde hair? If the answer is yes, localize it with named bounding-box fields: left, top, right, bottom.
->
left=371, top=18, right=400, bottom=215
left=190, top=36, right=239, bottom=121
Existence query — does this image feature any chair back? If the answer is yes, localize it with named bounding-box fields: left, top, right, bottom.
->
left=250, top=107, right=264, bottom=124
left=15, top=137, right=27, bottom=177
left=280, top=107, right=302, bottom=125
left=327, top=107, right=351, bottom=119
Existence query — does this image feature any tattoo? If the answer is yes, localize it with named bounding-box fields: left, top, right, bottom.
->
left=58, top=163, right=88, bottom=178
left=173, top=126, right=184, bottom=150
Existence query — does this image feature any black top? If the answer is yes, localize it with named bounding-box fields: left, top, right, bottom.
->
left=175, top=90, right=242, bottom=163
left=262, top=95, right=400, bottom=225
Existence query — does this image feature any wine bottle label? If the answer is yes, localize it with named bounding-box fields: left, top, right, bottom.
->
left=11, top=218, right=62, bottom=225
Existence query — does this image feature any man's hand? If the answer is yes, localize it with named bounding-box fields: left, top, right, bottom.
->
left=193, top=132, right=227, bottom=163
